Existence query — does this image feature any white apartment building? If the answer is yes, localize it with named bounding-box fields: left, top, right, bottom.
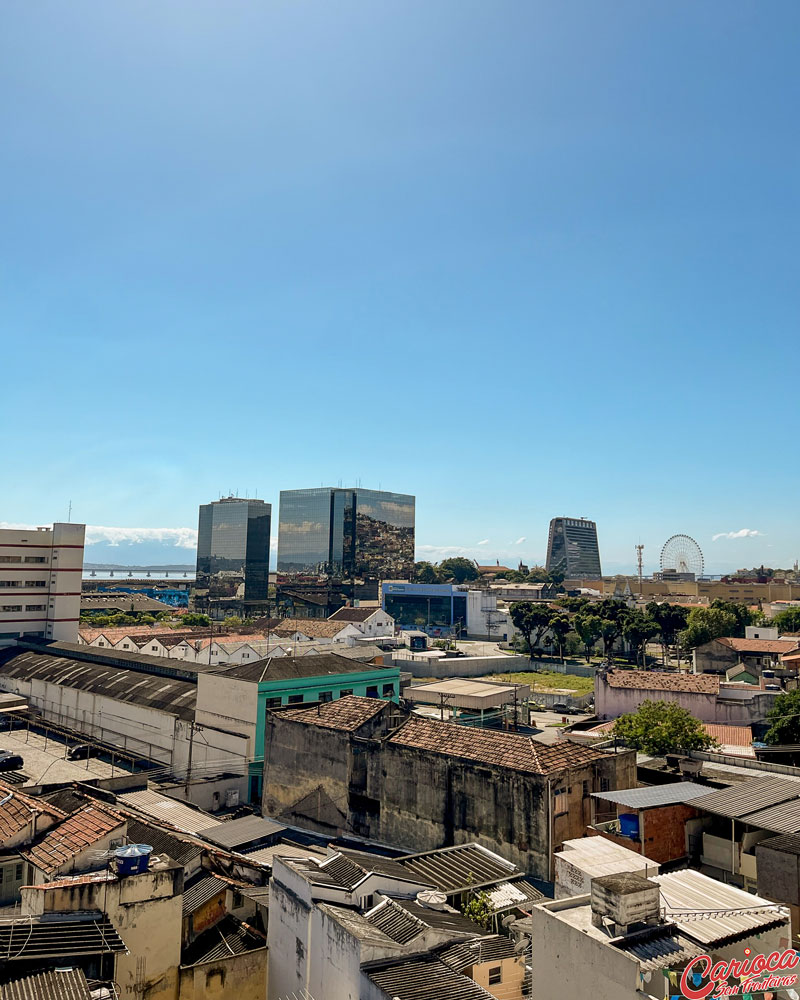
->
left=0, top=522, right=85, bottom=646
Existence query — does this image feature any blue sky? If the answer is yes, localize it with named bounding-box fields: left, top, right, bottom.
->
left=2, top=1, right=799, bottom=573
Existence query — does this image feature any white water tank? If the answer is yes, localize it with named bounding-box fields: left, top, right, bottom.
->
left=416, top=890, right=448, bottom=910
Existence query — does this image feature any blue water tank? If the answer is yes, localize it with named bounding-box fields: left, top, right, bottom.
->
left=618, top=813, right=639, bottom=839
left=115, top=843, right=153, bottom=875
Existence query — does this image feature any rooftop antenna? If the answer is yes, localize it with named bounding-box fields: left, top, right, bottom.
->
left=635, top=543, right=644, bottom=595
left=67, top=500, right=72, bottom=523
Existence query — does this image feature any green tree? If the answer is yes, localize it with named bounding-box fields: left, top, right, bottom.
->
left=461, top=890, right=494, bottom=930
left=622, top=610, right=660, bottom=667
left=764, top=689, right=800, bottom=746
left=680, top=605, right=739, bottom=650
left=646, top=602, right=690, bottom=663
left=182, top=613, right=212, bottom=626
left=526, top=566, right=550, bottom=583
left=222, top=615, right=243, bottom=628
left=613, top=701, right=717, bottom=755
left=437, top=557, right=479, bottom=583
left=773, top=608, right=800, bottom=634
left=548, top=614, right=571, bottom=663
left=509, top=602, right=553, bottom=660
left=573, top=613, right=602, bottom=662
left=413, top=561, right=440, bottom=584
left=709, top=599, right=755, bottom=636
left=594, top=599, right=628, bottom=663
left=502, top=570, right=527, bottom=583
left=558, top=596, right=590, bottom=614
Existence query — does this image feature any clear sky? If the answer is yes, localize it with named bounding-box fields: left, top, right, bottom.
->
left=2, top=1, right=799, bottom=574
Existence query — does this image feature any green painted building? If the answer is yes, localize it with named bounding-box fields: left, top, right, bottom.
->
left=196, top=651, right=400, bottom=801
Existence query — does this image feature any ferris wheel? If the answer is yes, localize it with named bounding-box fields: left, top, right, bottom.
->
left=660, top=534, right=704, bottom=578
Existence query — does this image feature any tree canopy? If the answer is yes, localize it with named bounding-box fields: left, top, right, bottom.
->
left=680, top=605, right=740, bottom=650
left=773, top=607, right=800, bottom=634
left=612, top=700, right=717, bottom=755
left=413, top=561, right=440, bottom=584
left=764, top=689, right=800, bottom=746
left=509, top=602, right=553, bottom=657
left=437, top=557, right=480, bottom=583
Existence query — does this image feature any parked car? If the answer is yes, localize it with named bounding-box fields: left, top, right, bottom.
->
left=0, top=751, right=24, bottom=772
left=67, top=744, right=98, bottom=761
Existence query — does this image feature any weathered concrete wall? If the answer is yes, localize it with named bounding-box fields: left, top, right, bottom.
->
left=595, top=678, right=719, bottom=722
left=178, top=947, right=267, bottom=1000
left=395, top=654, right=531, bottom=678
left=693, top=641, right=738, bottom=675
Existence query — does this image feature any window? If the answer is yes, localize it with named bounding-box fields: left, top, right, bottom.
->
left=25, top=605, right=46, bottom=612
left=319, top=691, right=333, bottom=702
left=25, top=581, right=46, bottom=588
left=265, top=697, right=282, bottom=709
left=288, top=694, right=303, bottom=704
left=382, top=684, right=395, bottom=697
left=242, top=653, right=249, bottom=659
left=340, top=689, right=353, bottom=697
left=23, top=556, right=47, bottom=564
left=1, top=606, right=22, bottom=613
left=366, top=686, right=379, bottom=698
left=122, top=643, right=130, bottom=649
left=0, top=582, right=19, bottom=589
left=151, top=645, right=158, bottom=651
left=553, top=787, right=569, bottom=816
left=0, top=557, right=20, bottom=564
left=488, top=967, right=502, bottom=986
left=600, top=778, right=611, bottom=792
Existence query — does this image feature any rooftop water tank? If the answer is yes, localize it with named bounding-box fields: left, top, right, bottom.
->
left=115, top=843, right=153, bottom=876
left=416, top=890, right=448, bottom=911
left=618, top=813, right=639, bottom=839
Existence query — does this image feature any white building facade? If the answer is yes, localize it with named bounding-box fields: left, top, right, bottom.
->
left=0, top=522, right=85, bottom=646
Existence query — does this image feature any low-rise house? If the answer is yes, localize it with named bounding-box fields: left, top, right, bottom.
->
left=595, top=667, right=780, bottom=725
left=328, top=605, right=395, bottom=637
left=263, top=696, right=636, bottom=878
left=0, top=783, right=67, bottom=902
left=693, top=634, right=800, bottom=676
left=531, top=869, right=790, bottom=1000
left=22, top=803, right=126, bottom=883
left=589, top=782, right=710, bottom=865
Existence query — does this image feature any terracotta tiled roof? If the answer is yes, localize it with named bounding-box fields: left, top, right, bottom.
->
left=328, top=607, right=381, bottom=623
left=605, top=670, right=720, bottom=694
left=388, top=715, right=608, bottom=775
left=278, top=695, right=390, bottom=731
left=0, top=783, right=67, bottom=844
left=703, top=723, right=753, bottom=747
left=269, top=618, right=352, bottom=638
left=22, top=805, right=125, bottom=874
left=717, top=637, right=800, bottom=654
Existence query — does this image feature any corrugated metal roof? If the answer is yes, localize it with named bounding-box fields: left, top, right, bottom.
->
left=557, top=837, right=659, bottom=878
left=363, top=898, right=428, bottom=944
left=692, top=776, right=800, bottom=819
left=740, top=797, right=800, bottom=834
left=0, top=913, right=126, bottom=962
left=484, top=878, right=543, bottom=911
left=2, top=967, right=92, bottom=1000
left=398, top=843, right=519, bottom=892
left=612, top=926, right=704, bottom=972
left=181, top=914, right=265, bottom=966
left=591, top=782, right=711, bottom=809
left=756, top=833, right=800, bottom=856
left=240, top=843, right=326, bottom=866
left=0, top=647, right=197, bottom=720
left=653, top=870, right=787, bottom=945
left=117, top=789, right=217, bottom=835
left=196, top=815, right=286, bottom=850
left=439, top=935, right=517, bottom=973
left=366, top=956, right=497, bottom=999
left=182, top=874, right=227, bottom=914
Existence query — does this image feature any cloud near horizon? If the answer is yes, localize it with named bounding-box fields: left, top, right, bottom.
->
left=1, top=522, right=199, bottom=549
left=712, top=528, right=764, bottom=542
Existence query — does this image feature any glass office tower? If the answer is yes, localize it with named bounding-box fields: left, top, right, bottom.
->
left=277, top=488, right=415, bottom=583
left=545, top=516, right=602, bottom=578
left=195, top=498, right=272, bottom=603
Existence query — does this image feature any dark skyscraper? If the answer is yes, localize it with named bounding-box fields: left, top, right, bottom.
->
left=277, top=487, right=415, bottom=584
left=545, top=516, right=602, bottom=578
left=195, top=497, right=272, bottom=606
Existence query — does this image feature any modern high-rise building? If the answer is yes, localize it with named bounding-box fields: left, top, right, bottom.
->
left=195, top=498, right=272, bottom=610
left=277, top=487, right=415, bottom=584
left=0, top=522, right=85, bottom=646
left=545, top=516, right=602, bottom=578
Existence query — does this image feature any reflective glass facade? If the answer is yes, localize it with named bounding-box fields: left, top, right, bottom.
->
left=545, top=517, right=602, bottom=577
left=195, top=498, right=272, bottom=601
left=277, top=487, right=414, bottom=582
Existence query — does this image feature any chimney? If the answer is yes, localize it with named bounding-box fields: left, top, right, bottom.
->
left=590, top=874, right=661, bottom=936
